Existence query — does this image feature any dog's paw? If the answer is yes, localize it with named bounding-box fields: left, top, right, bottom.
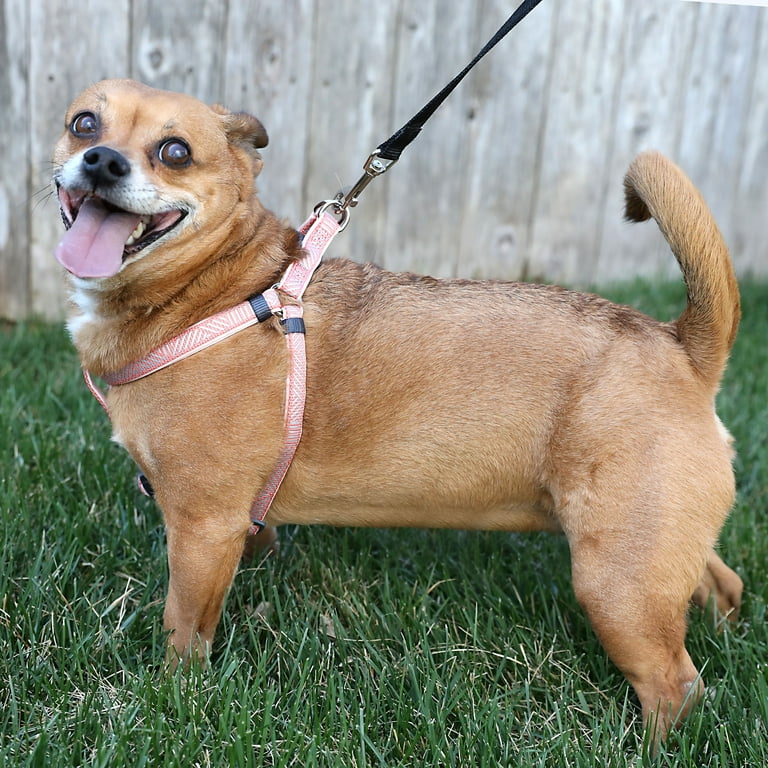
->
left=691, top=553, right=743, bottom=627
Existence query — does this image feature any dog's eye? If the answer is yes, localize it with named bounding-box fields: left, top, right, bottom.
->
left=159, top=139, right=192, bottom=168
left=71, top=112, right=99, bottom=137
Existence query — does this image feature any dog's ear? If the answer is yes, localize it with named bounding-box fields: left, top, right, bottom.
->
left=212, top=105, right=269, bottom=152
left=226, top=111, right=269, bottom=150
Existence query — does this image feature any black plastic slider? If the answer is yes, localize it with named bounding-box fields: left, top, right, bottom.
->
left=280, top=317, right=306, bottom=335
left=248, top=293, right=274, bottom=323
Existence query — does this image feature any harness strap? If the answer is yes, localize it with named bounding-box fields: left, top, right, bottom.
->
left=84, top=368, right=111, bottom=414
left=279, top=210, right=340, bottom=300
left=248, top=303, right=307, bottom=534
left=247, top=213, right=340, bottom=531
left=103, top=293, right=283, bottom=386
left=84, top=211, right=341, bottom=532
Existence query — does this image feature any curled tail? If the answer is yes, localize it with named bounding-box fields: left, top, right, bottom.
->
left=624, top=151, right=740, bottom=391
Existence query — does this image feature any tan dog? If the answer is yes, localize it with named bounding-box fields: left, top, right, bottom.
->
left=53, top=79, right=743, bottom=743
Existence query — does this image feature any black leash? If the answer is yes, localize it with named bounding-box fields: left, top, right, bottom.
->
left=325, top=0, right=546, bottom=225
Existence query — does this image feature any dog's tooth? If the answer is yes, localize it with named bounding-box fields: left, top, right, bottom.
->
left=125, top=217, right=148, bottom=246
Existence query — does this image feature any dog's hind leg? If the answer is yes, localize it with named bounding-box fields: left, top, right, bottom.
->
left=566, top=525, right=709, bottom=747
left=691, top=549, right=743, bottom=622
left=162, top=517, right=247, bottom=667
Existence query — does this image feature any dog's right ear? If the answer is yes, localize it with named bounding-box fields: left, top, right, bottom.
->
left=212, top=105, right=269, bottom=153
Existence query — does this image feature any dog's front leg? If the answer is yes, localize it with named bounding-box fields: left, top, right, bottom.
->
left=163, top=517, right=247, bottom=667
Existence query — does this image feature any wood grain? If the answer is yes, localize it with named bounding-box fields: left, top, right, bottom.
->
left=1, top=0, right=765, bottom=319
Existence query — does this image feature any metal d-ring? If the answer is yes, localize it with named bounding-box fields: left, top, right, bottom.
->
left=313, top=199, right=352, bottom=231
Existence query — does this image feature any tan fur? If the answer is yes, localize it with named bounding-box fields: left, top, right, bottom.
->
left=54, top=80, right=743, bottom=744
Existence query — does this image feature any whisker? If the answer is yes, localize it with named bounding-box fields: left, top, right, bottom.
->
left=30, top=186, right=57, bottom=213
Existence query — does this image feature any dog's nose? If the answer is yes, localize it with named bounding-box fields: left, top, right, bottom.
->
left=82, top=146, right=130, bottom=185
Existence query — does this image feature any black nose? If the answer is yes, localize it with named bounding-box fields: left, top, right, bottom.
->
left=82, top=146, right=131, bottom=185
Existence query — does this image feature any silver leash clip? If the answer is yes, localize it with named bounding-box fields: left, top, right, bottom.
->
left=337, top=150, right=397, bottom=213
left=313, top=150, right=397, bottom=232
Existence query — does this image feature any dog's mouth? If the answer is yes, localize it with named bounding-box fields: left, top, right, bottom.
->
left=55, top=187, right=187, bottom=279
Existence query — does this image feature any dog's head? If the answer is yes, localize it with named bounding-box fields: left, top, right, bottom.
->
left=53, top=79, right=268, bottom=281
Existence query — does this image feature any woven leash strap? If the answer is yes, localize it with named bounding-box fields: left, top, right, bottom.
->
left=330, top=0, right=545, bottom=217
left=375, top=0, right=545, bottom=163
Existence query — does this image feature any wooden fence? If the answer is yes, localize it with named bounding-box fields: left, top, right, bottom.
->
left=1, top=0, right=766, bottom=320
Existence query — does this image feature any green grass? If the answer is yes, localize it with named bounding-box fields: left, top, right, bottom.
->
left=1, top=281, right=766, bottom=767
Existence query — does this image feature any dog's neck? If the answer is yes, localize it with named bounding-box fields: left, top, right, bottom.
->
left=66, top=208, right=303, bottom=377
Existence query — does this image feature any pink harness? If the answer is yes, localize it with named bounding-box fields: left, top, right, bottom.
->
left=85, top=211, right=341, bottom=535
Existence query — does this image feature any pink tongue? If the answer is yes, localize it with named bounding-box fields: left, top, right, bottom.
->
left=55, top=198, right=142, bottom=278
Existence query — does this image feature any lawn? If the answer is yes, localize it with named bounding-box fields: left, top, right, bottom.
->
left=1, top=280, right=766, bottom=767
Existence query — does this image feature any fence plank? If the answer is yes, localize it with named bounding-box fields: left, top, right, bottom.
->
left=28, top=0, right=131, bottom=320
left=0, top=0, right=29, bottom=319
left=677, top=3, right=764, bottom=273
left=454, top=0, right=555, bottom=281
left=595, top=2, right=698, bottom=283
left=529, top=0, right=638, bottom=285
left=131, top=0, right=228, bottom=102
left=735, top=12, right=768, bottom=274
left=301, top=0, right=403, bottom=266
left=223, top=0, right=315, bottom=226
left=381, top=0, right=479, bottom=276
left=2, top=0, right=766, bottom=321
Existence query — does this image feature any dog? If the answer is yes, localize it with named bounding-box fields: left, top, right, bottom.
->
left=53, top=79, right=743, bottom=744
